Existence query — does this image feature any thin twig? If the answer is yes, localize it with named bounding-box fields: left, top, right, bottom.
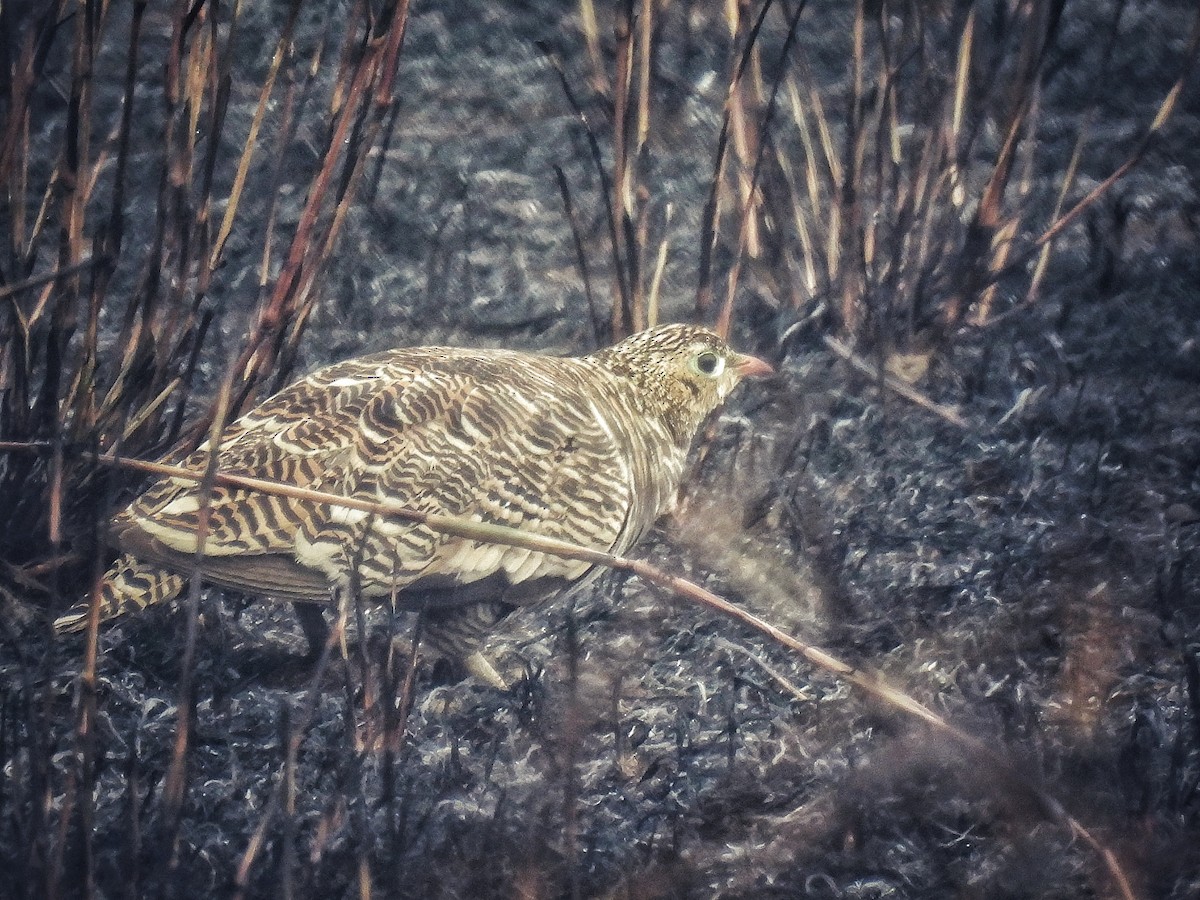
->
left=824, top=335, right=967, bottom=428
left=0, top=257, right=109, bottom=303
left=554, top=165, right=604, bottom=348
left=539, top=43, right=632, bottom=336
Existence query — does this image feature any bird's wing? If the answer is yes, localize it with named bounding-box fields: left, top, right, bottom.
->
left=115, top=351, right=640, bottom=603
left=287, top=355, right=639, bottom=600
left=114, top=348, right=440, bottom=557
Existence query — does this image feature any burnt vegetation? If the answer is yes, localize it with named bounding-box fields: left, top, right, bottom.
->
left=2, top=0, right=1199, bottom=897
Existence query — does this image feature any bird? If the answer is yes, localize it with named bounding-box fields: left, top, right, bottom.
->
left=54, top=323, right=772, bottom=685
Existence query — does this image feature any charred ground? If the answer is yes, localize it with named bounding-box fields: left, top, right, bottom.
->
left=1, top=1, right=1199, bottom=897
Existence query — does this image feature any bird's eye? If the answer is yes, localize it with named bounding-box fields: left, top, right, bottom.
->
left=691, top=350, right=723, bottom=377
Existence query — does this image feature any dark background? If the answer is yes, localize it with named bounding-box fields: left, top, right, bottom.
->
left=2, top=0, right=1199, bottom=896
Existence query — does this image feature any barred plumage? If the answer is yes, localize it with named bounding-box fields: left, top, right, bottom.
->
left=55, top=324, right=771, bottom=684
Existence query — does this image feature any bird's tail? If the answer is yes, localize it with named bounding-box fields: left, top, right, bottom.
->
left=54, top=554, right=185, bottom=633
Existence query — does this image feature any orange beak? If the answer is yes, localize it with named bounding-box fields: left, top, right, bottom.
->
left=733, top=353, right=774, bottom=378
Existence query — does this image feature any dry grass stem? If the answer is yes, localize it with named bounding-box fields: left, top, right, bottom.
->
left=823, top=336, right=967, bottom=428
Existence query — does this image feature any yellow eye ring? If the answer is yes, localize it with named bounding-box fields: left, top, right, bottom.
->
left=691, top=350, right=723, bottom=377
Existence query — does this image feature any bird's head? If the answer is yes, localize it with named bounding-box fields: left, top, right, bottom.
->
left=590, top=323, right=773, bottom=446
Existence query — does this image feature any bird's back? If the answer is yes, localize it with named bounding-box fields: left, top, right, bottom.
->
left=111, top=345, right=685, bottom=610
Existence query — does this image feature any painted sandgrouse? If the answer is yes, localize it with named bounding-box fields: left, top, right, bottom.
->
left=54, top=324, right=771, bottom=684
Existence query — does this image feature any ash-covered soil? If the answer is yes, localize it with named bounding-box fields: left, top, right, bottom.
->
left=2, top=1, right=1199, bottom=897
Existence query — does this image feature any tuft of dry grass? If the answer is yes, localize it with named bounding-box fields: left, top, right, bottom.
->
left=0, top=0, right=413, bottom=614
left=0, top=0, right=414, bottom=893
left=723, top=0, right=1200, bottom=371
left=553, top=0, right=1198, bottom=392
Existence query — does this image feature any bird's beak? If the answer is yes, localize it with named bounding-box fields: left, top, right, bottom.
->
left=733, top=353, right=774, bottom=378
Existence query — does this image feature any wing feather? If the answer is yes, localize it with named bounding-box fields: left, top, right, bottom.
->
left=116, top=349, right=642, bottom=606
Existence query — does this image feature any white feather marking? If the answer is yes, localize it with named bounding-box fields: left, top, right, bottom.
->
left=501, top=546, right=531, bottom=577
left=294, top=530, right=343, bottom=579
left=272, top=432, right=327, bottom=455
left=372, top=518, right=405, bottom=537
left=329, top=505, right=368, bottom=526
left=136, top=517, right=199, bottom=554
left=439, top=429, right=474, bottom=452
left=358, top=421, right=390, bottom=445
left=505, top=388, right=540, bottom=415
left=159, top=495, right=201, bottom=516
left=327, top=376, right=372, bottom=387
left=472, top=543, right=505, bottom=575
left=461, top=415, right=490, bottom=442
left=506, top=548, right=545, bottom=583
left=444, top=541, right=502, bottom=577
left=238, top=414, right=278, bottom=431
left=586, top=398, right=630, bottom=491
